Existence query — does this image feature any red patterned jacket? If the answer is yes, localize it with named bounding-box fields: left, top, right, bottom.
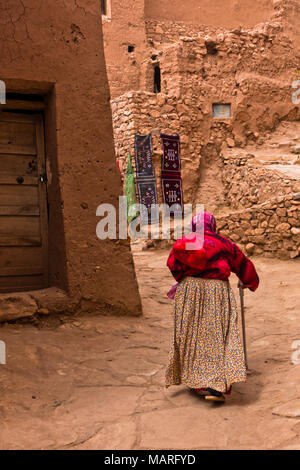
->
left=167, top=231, right=259, bottom=291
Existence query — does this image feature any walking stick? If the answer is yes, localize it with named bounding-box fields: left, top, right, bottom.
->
left=239, top=285, right=249, bottom=371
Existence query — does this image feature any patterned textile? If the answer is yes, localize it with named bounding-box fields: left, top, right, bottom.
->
left=161, top=133, right=181, bottom=173
left=165, top=277, right=247, bottom=393
left=124, top=152, right=138, bottom=224
left=161, top=176, right=183, bottom=209
left=134, top=133, right=158, bottom=225
left=134, top=134, right=155, bottom=178
left=161, top=134, right=183, bottom=212
left=138, top=181, right=158, bottom=223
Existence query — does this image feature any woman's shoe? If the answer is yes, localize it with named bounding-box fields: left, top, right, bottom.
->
left=204, top=388, right=226, bottom=402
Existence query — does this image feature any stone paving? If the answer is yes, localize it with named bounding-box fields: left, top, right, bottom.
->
left=0, top=249, right=299, bottom=449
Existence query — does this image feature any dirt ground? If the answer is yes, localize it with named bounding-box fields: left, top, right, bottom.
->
left=0, top=248, right=300, bottom=450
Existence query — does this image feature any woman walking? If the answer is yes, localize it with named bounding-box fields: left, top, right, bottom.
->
left=165, top=212, right=259, bottom=402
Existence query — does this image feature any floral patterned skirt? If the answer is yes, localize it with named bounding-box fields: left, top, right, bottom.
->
left=165, top=277, right=247, bottom=393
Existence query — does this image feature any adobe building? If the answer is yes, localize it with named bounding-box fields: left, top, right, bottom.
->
left=0, top=0, right=142, bottom=322
left=102, top=0, right=300, bottom=259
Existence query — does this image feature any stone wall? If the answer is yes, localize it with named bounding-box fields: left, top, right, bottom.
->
left=111, top=90, right=204, bottom=205
left=222, top=153, right=300, bottom=210
left=144, top=193, right=300, bottom=261
left=217, top=193, right=300, bottom=259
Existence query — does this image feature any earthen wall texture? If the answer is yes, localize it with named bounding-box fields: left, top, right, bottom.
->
left=102, top=0, right=147, bottom=99
left=145, top=0, right=275, bottom=29
left=0, top=0, right=142, bottom=316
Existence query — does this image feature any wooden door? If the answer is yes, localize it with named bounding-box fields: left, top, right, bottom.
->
left=0, top=112, right=48, bottom=292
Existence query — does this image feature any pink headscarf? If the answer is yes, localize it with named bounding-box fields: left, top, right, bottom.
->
left=191, top=211, right=217, bottom=234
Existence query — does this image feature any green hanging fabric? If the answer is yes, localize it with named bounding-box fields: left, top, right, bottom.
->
left=124, top=152, right=138, bottom=224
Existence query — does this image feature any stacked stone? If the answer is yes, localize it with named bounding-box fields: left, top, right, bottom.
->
left=222, top=153, right=300, bottom=210
left=144, top=193, right=300, bottom=260
left=217, top=193, right=300, bottom=259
